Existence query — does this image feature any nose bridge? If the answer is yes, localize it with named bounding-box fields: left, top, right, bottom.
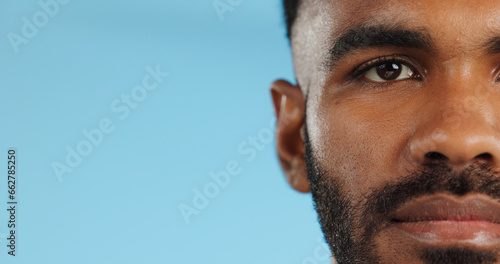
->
left=409, top=81, right=500, bottom=167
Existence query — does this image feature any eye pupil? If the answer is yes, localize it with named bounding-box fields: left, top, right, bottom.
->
left=376, top=62, right=402, bottom=80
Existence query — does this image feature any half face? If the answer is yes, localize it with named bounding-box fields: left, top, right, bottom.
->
left=271, top=0, right=500, bottom=263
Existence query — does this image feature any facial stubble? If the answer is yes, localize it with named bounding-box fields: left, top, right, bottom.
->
left=304, top=124, right=500, bottom=264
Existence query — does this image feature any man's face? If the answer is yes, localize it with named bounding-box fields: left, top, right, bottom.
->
left=271, top=0, right=500, bottom=263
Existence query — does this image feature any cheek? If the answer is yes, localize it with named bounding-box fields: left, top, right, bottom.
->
left=312, top=98, right=415, bottom=194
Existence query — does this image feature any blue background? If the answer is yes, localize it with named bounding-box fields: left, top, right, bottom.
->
left=0, top=1, right=329, bottom=263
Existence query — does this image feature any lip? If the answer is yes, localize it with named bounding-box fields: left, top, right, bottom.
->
left=392, top=194, right=500, bottom=245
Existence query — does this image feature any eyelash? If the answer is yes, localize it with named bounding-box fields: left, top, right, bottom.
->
left=351, top=55, right=421, bottom=82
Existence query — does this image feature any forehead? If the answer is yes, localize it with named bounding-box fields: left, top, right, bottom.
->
left=294, top=0, right=500, bottom=50
left=309, top=0, right=500, bottom=29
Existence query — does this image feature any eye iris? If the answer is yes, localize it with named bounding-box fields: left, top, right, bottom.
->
left=376, top=63, right=402, bottom=80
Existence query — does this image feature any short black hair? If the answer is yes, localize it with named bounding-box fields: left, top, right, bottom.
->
left=283, top=0, right=301, bottom=39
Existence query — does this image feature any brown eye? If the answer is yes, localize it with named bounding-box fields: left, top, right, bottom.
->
left=363, top=62, right=415, bottom=83
left=376, top=63, right=402, bottom=80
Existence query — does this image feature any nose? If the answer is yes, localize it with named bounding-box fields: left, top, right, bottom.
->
left=409, top=99, right=500, bottom=168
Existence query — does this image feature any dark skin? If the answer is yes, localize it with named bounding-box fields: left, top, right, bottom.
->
left=272, top=0, right=500, bottom=263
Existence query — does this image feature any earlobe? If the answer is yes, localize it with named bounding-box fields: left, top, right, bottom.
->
left=270, top=80, right=310, bottom=193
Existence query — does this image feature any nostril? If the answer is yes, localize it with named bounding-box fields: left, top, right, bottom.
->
left=425, top=151, right=448, bottom=160
left=475, top=153, right=493, bottom=161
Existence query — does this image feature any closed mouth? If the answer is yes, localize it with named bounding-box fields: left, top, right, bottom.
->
left=391, top=194, right=500, bottom=245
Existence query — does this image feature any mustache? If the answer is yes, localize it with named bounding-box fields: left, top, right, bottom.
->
left=361, top=162, right=500, bottom=238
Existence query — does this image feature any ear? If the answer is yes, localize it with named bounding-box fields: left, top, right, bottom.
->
left=270, top=79, right=309, bottom=193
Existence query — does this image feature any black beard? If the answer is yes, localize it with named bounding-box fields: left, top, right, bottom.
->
left=420, top=247, right=497, bottom=264
left=304, top=125, right=500, bottom=264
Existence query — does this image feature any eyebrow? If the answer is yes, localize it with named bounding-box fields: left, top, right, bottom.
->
left=486, top=36, right=500, bottom=54
left=327, top=25, right=435, bottom=67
